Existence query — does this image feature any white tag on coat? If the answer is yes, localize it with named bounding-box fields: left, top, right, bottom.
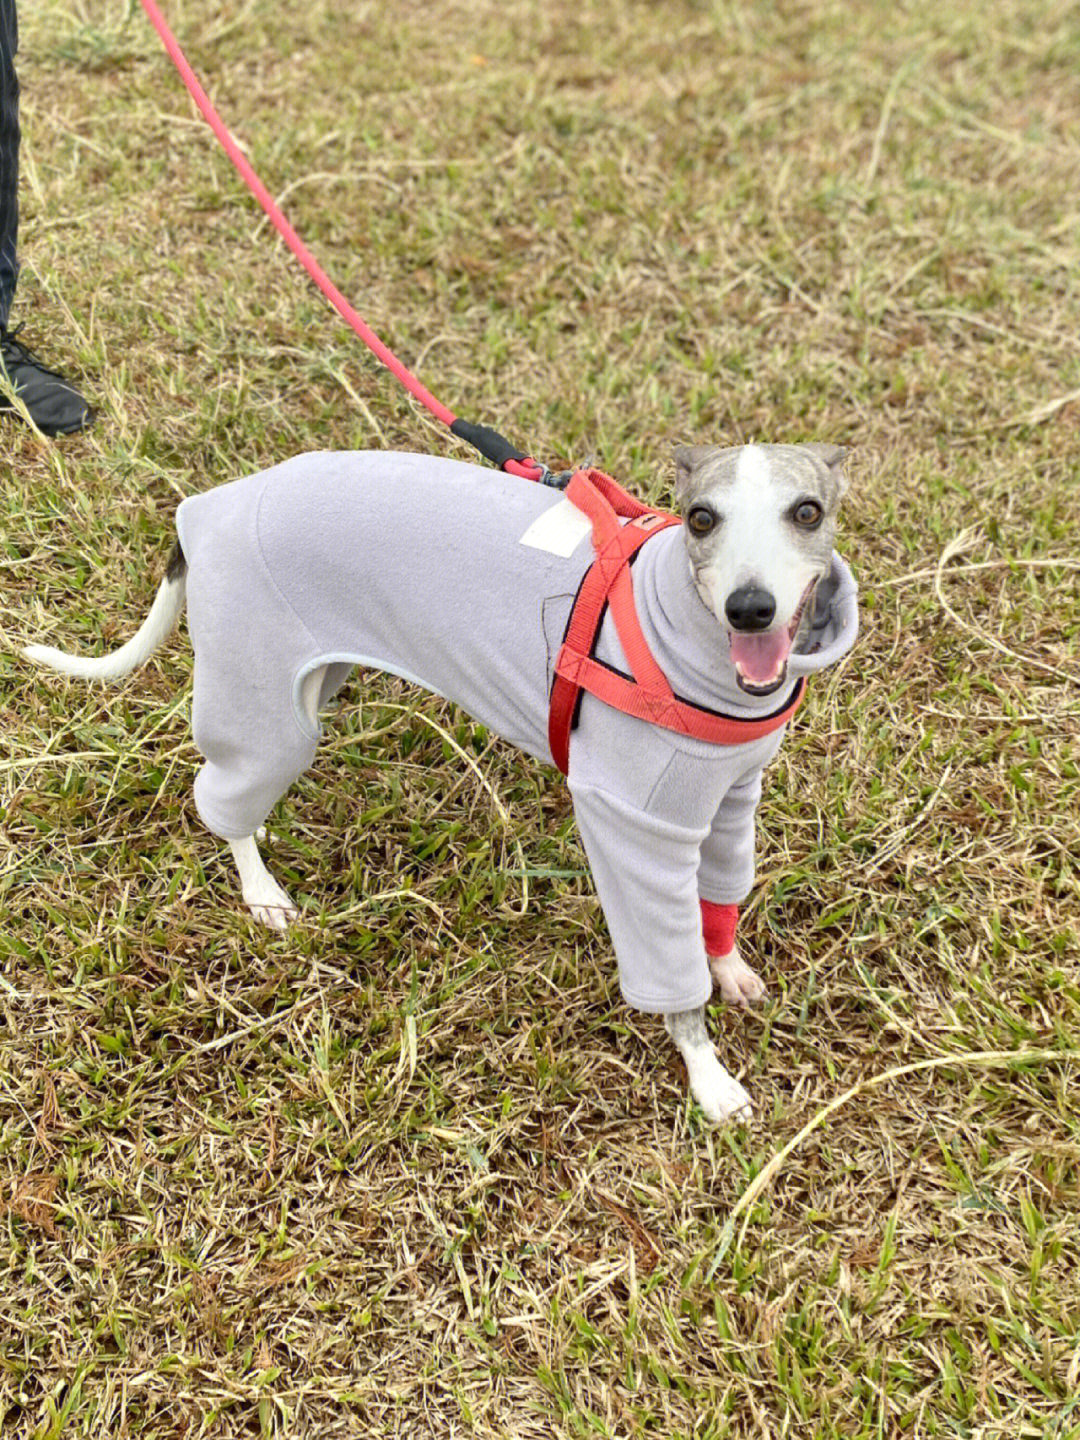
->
left=518, top=498, right=592, bottom=557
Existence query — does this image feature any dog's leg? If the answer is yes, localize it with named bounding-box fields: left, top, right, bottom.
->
left=229, top=835, right=298, bottom=931
left=298, top=664, right=329, bottom=734
left=223, top=666, right=330, bottom=931
left=708, top=945, right=766, bottom=1007
left=664, top=1006, right=752, bottom=1123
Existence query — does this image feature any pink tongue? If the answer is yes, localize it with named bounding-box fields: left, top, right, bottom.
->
left=729, top=629, right=792, bottom=684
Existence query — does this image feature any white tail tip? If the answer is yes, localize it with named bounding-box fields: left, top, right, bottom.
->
left=21, top=642, right=141, bottom=681
left=22, top=569, right=186, bottom=682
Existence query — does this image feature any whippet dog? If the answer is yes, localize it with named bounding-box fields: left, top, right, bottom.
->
left=24, top=442, right=858, bottom=1124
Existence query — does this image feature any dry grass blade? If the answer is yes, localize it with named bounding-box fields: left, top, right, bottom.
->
left=999, top=386, right=1080, bottom=428
left=933, top=528, right=1080, bottom=683
left=375, top=701, right=529, bottom=916
left=715, top=1047, right=1080, bottom=1267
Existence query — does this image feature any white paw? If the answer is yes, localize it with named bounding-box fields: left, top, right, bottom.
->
left=248, top=902, right=297, bottom=931
left=708, top=946, right=766, bottom=1007
left=244, top=882, right=299, bottom=931
left=688, top=1053, right=753, bottom=1124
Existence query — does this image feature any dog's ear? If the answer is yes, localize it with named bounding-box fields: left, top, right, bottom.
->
left=800, top=443, right=851, bottom=494
left=800, top=444, right=850, bottom=470
left=673, top=445, right=720, bottom=504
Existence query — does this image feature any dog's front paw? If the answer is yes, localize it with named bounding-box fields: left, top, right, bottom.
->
left=708, top=946, right=766, bottom=1007
left=688, top=1051, right=753, bottom=1124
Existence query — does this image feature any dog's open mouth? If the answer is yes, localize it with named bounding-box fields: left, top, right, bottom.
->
left=728, top=579, right=817, bottom=695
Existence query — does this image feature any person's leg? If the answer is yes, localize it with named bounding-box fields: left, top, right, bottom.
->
left=0, top=0, right=20, bottom=328
left=0, top=0, right=94, bottom=437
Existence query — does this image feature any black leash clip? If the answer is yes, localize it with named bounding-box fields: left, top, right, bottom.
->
left=539, top=454, right=596, bottom=489
left=536, top=464, right=574, bottom=490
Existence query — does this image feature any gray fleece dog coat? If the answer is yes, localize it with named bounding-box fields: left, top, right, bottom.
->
left=176, top=450, right=858, bottom=1014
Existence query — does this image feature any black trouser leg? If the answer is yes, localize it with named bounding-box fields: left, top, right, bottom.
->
left=0, top=0, right=92, bottom=434
left=0, top=0, right=18, bottom=329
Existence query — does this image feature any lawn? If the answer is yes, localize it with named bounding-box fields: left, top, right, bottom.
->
left=1, top=0, right=1078, bottom=1435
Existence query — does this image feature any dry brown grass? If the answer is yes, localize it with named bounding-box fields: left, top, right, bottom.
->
left=1, top=0, right=1078, bottom=1435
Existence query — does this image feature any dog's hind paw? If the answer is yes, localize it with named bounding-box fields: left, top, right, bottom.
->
left=242, top=875, right=299, bottom=930
left=229, top=835, right=299, bottom=931
left=247, top=897, right=298, bottom=931
left=708, top=946, right=766, bottom=1007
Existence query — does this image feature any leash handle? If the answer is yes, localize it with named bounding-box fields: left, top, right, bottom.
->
left=138, top=0, right=547, bottom=481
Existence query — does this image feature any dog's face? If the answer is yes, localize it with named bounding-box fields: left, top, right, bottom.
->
left=673, top=442, right=849, bottom=696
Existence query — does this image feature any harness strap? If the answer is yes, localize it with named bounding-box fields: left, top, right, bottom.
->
left=548, top=469, right=806, bottom=776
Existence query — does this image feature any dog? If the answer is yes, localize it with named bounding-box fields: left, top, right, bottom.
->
left=23, top=442, right=858, bottom=1124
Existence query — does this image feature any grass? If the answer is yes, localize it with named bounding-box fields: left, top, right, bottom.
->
left=1, top=0, right=1079, bottom=1434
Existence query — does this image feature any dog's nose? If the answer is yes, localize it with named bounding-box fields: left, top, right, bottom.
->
left=725, top=585, right=776, bottom=631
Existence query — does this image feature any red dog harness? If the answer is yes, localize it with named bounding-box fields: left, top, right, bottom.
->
left=548, top=468, right=806, bottom=775
left=548, top=469, right=807, bottom=960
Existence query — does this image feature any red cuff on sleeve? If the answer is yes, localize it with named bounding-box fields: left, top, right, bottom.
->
left=700, top=900, right=738, bottom=956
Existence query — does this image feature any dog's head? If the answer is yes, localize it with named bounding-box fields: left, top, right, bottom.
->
left=673, top=442, right=849, bottom=696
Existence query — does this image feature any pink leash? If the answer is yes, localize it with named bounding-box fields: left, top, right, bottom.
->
left=137, top=1, right=747, bottom=957
left=136, top=0, right=549, bottom=484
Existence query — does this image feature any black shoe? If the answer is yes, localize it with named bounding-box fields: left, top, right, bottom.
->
left=0, top=325, right=95, bottom=436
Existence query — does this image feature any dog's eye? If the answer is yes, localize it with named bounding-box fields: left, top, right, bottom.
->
left=792, top=499, right=823, bottom=528
left=686, top=505, right=717, bottom=536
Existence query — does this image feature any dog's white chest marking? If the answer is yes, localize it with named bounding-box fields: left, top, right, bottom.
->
left=518, top=498, right=593, bottom=558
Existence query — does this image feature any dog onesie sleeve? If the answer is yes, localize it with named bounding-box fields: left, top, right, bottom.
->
left=696, top=727, right=787, bottom=951
left=566, top=693, right=790, bottom=1014
left=569, top=781, right=715, bottom=1013
left=695, top=772, right=768, bottom=957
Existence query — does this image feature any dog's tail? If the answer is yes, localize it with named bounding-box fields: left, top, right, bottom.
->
left=23, top=541, right=188, bottom=681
